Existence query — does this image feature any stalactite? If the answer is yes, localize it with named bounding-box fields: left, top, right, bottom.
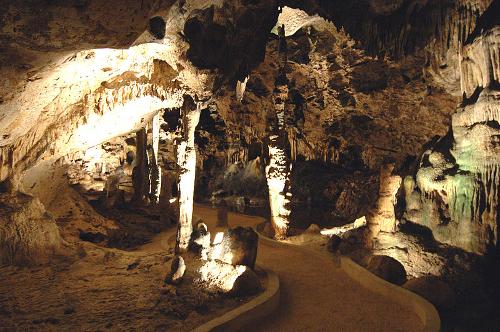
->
left=236, top=76, right=249, bottom=102
left=480, top=163, right=499, bottom=245
left=460, top=27, right=500, bottom=98
left=287, top=128, right=297, bottom=162
left=175, top=96, right=201, bottom=253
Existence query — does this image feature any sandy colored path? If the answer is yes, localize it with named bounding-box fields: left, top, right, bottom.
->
left=192, top=204, right=424, bottom=332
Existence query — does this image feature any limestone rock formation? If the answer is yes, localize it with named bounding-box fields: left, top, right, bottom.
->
left=190, top=222, right=211, bottom=255
left=0, top=190, right=63, bottom=265
left=198, top=260, right=261, bottom=296
left=403, top=1, right=500, bottom=254
left=0, top=0, right=498, bottom=329
left=367, top=163, right=402, bottom=237
left=209, top=226, right=258, bottom=269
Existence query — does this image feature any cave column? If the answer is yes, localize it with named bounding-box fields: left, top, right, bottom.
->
left=132, top=127, right=149, bottom=204
left=367, top=163, right=402, bottom=240
left=149, top=111, right=162, bottom=204
left=175, top=96, right=201, bottom=253
left=266, top=24, right=293, bottom=239
left=266, top=134, right=292, bottom=239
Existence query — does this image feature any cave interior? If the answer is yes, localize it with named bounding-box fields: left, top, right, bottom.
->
left=1, top=0, right=500, bottom=331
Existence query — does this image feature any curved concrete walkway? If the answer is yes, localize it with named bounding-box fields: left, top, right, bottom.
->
left=193, top=205, right=427, bottom=332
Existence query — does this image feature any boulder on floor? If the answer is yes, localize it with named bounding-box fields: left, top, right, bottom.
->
left=190, top=222, right=211, bottom=255
left=366, top=255, right=407, bottom=285
left=199, top=260, right=261, bottom=296
left=305, top=223, right=321, bottom=233
left=403, top=276, right=456, bottom=311
left=209, top=226, right=258, bottom=269
left=164, top=255, right=186, bottom=285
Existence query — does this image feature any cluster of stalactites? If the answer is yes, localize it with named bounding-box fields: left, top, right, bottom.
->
left=460, top=27, right=500, bottom=97
left=0, top=79, right=183, bottom=183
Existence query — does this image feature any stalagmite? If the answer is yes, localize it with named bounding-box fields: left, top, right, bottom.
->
left=367, top=163, right=402, bottom=238
left=175, top=96, right=201, bottom=253
left=266, top=135, right=292, bottom=239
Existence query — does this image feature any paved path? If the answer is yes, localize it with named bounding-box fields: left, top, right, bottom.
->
left=192, top=205, right=424, bottom=332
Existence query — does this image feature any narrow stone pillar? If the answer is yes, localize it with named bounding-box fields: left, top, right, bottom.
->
left=159, top=172, right=176, bottom=225
left=266, top=23, right=292, bottom=239
left=175, top=97, right=201, bottom=253
left=367, top=163, right=402, bottom=239
left=266, top=134, right=292, bottom=239
left=132, top=127, right=149, bottom=204
left=149, top=112, right=162, bottom=204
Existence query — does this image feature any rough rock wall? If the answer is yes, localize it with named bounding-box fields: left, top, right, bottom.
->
left=0, top=187, right=63, bottom=265
left=210, top=11, right=456, bottom=225
left=285, top=0, right=492, bottom=96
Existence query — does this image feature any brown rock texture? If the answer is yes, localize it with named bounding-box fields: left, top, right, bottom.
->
left=0, top=191, right=63, bottom=265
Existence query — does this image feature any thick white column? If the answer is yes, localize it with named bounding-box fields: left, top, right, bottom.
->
left=175, top=98, right=201, bottom=253
left=266, top=23, right=293, bottom=239
left=266, top=135, right=292, bottom=239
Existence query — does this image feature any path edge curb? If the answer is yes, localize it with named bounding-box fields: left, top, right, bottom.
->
left=258, top=231, right=441, bottom=332
left=340, top=256, right=441, bottom=332
left=192, top=267, right=280, bottom=332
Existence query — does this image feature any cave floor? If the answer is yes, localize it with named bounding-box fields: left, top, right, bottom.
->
left=0, top=201, right=423, bottom=332
left=192, top=205, right=423, bottom=332
left=0, top=215, right=248, bottom=332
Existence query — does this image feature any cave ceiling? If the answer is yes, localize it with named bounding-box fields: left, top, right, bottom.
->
left=0, top=0, right=497, bottom=181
